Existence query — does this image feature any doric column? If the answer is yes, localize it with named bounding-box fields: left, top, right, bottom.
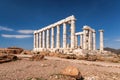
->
left=51, top=27, right=54, bottom=48
left=46, top=29, right=50, bottom=49
left=36, top=33, right=39, bottom=51
left=42, top=30, right=45, bottom=48
left=83, top=29, right=87, bottom=49
left=88, top=30, right=92, bottom=50
left=33, top=33, right=36, bottom=50
left=75, top=35, right=78, bottom=48
left=80, top=34, right=83, bottom=48
left=56, top=25, right=60, bottom=48
left=71, top=20, right=75, bottom=49
left=99, top=30, right=104, bottom=52
left=39, top=32, right=42, bottom=48
left=63, top=23, right=67, bottom=48
left=93, top=30, right=96, bottom=50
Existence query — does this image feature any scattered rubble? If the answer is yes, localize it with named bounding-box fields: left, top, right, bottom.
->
left=0, top=47, right=23, bottom=54
left=29, top=54, right=44, bottom=61
left=0, top=54, right=18, bottom=63
left=37, top=50, right=120, bottom=63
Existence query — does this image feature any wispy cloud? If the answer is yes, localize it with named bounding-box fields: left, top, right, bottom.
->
left=1, top=34, right=32, bottom=38
left=0, top=26, right=14, bottom=31
left=17, top=30, right=35, bottom=34
left=115, top=39, right=120, bottom=42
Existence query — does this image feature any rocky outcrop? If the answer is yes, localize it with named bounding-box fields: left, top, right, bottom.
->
left=61, top=66, right=82, bottom=79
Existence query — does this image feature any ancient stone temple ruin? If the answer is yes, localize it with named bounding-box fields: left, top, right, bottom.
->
left=33, top=15, right=104, bottom=53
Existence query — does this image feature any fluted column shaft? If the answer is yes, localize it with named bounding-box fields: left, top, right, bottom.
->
left=51, top=27, right=54, bottom=48
left=75, top=35, right=78, bottom=48
left=36, top=33, right=39, bottom=51
left=93, top=31, right=96, bottom=50
left=33, top=33, right=36, bottom=50
left=42, top=31, right=45, bottom=48
left=99, top=30, right=104, bottom=52
left=47, top=29, right=50, bottom=48
left=71, top=20, right=75, bottom=49
left=80, top=34, right=83, bottom=48
left=39, top=32, right=42, bottom=48
left=83, top=30, right=87, bottom=49
left=88, top=30, right=92, bottom=50
left=63, top=23, right=67, bottom=48
left=56, top=25, right=60, bottom=48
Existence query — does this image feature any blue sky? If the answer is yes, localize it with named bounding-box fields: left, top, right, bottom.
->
left=0, top=0, right=120, bottom=50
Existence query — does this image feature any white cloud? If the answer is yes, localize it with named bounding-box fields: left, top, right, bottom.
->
left=17, top=30, right=35, bottom=34
left=115, top=39, right=120, bottom=42
left=0, top=26, right=14, bottom=31
left=1, top=34, right=32, bottom=38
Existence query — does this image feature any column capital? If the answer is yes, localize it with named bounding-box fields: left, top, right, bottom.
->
left=99, top=29, right=104, bottom=32
left=92, top=29, right=96, bottom=33
left=80, top=33, right=83, bottom=36
left=46, top=28, right=50, bottom=30
left=56, top=24, right=60, bottom=27
left=33, top=30, right=38, bottom=34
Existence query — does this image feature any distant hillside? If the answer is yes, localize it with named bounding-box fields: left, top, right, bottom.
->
left=104, top=47, right=120, bottom=54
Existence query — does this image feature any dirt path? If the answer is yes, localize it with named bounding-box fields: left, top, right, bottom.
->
left=0, top=55, right=120, bottom=80
left=46, top=56, right=120, bottom=68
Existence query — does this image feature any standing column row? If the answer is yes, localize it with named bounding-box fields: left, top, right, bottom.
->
left=33, top=20, right=76, bottom=51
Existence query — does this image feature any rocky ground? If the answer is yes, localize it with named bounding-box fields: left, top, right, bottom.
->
left=0, top=56, right=120, bottom=80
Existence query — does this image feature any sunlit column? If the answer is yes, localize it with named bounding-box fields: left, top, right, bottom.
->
left=33, top=33, right=36, bottom=50
left=75, top=35, right=78, bottom=48
left=71, top=20, right=75, bottom=49
left=46, top=29, right=50, bottom=49
left=99, top=30, right=104, bottom=52
left=39, top=32, right=42, bottom=48
left=56, top=25, right=60, bottom=48
left=51, top=27, right=54, bottom=48
left=42, top=30, right=45, bottom=48
left=88, top=30, right=92, bottom=50
left=80, top=34, right=83, bottom=48
left=93, top=30, right=96, bottom=50
left=83, top=29, right=87, bottom=49
left=63, top=23, right=67, bottom=49
left=36, top=33, right=39, bottom=51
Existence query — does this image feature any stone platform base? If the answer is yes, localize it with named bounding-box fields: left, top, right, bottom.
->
left=33, top=48, right=106, bottom=56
